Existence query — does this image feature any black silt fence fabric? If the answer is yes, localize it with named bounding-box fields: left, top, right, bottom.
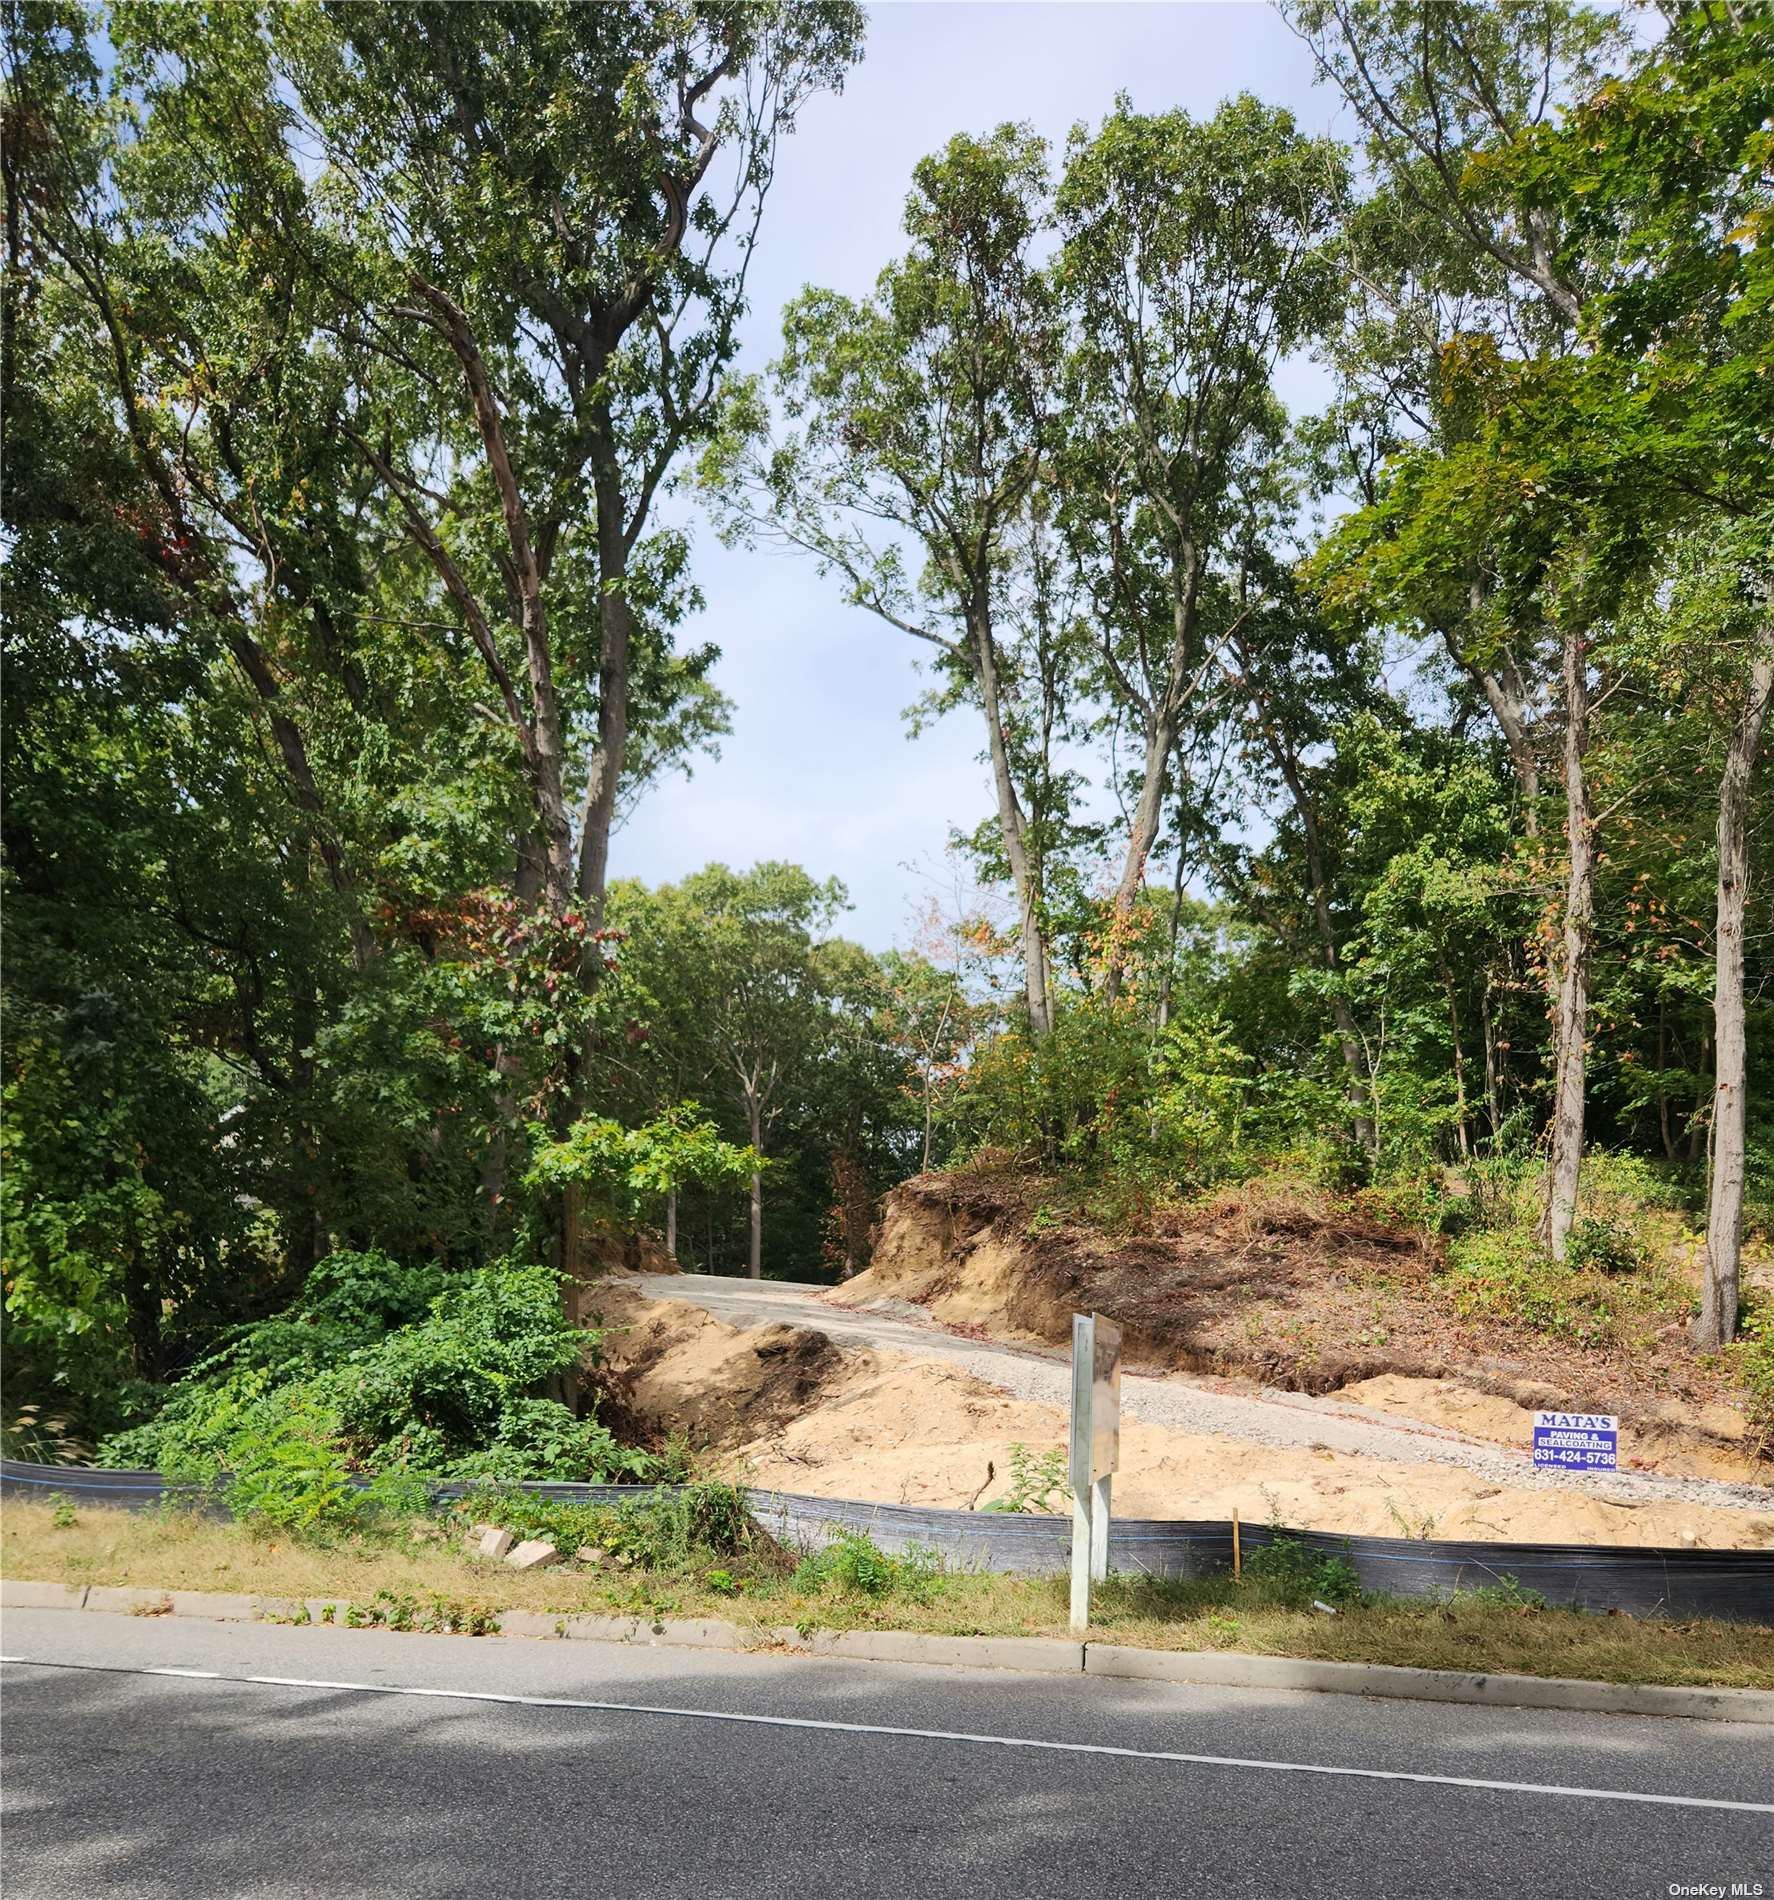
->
left=6, top=1459, right=1770, bottom=1622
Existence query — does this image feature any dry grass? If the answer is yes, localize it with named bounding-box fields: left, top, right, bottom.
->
left=7, top=1499, right=1770, bottom=1689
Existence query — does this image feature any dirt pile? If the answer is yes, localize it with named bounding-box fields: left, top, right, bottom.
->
left=584, top=1279, right=1773, bottom=1550
left=846, top=1170, right=1765, bottom=1480
left=585, top=1280, right=844, bottom=1446
left=1337, top=1376, right=1762, bottom=1485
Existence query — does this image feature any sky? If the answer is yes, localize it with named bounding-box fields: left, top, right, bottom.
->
left=608, top=1, right=1344, bottom=950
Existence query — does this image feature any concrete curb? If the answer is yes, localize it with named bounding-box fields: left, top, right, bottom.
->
left=778, top=1628, right=1085, bottom=1674
left=1082, top=1643, right=1774, bottom=1724
left=4, top=1579, right=1769, bottom=1723
left=0, top=1580, right=89, bottom=1611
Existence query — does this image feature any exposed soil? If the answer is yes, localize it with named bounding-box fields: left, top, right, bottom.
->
left=845, top=1169, right=1766, bottom=1474
left=578, top=1281, right=843, bottom=1447
left=582, top=1278, right=1774, bottom=1550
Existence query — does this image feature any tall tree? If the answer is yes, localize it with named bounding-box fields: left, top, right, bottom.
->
left=1300, top=0, right=1773, bottom=1317
left=706, top=127, right=1066, bottom=1036
left=1055, top=94, right=1347, bottom=997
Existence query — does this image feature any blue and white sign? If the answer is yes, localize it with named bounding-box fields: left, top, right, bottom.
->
left=1531, top=1411, right=1619, bottom=1471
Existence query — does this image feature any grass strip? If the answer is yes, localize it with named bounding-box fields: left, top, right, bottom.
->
left=5, top=1499, right=1770, bottom=1690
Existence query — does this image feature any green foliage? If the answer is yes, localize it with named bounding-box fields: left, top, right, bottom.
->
left=465, top=1482, right=755, bottom=1572
left=980, top=1443, right=1071, bottom=1515
left=1734, top=1301, right=1774, bottom=1453
left=1243, top=1535, right=1363, bottom=1610
left=525, top=1105, right=762, bottom=1229
left=792, top=1527, right=948, bottom=1604
left=1440, top=1159, right=1693, bottom=1353
left=1446, top=1229, right=1583, bottom=1337
left=99, top=1255, right=650, bottom=1528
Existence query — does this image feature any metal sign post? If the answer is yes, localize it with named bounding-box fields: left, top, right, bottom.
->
left=1069, top=1311, right=1122, bottom=1633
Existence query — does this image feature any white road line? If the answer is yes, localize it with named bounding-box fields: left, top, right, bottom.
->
left=4, top=1655, right=1769, bottom=1815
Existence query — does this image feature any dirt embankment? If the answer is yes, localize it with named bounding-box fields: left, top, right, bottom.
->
left=842, top=1170, right=1767, bottom=1484
left=582, top=1278, right=1774, bottom=1550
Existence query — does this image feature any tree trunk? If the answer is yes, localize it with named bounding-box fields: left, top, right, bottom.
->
left=1270, top=734, right=1375, bottom=1157
left=665, top=1188, right=678, bottom=1262
left=1440, top=960, right=1472, bottom=1161
left=1482, top=971, right=1503, bottom=1144
left=1538, top=620, right=1594, bottom=1264
left=577, top=480, right=634, bottom=933
left=746, top=1091, right=764, bottom=1281
left=970, top=607, right=1053, bottom=1036
left=1695, top=607, right=1774, bottom=1348
left=1442, top=619, right=1539, bottom=837
left=1103, top=545, right=1207, bottom=1002
left=1102, top=704, right=1178, bottom=1003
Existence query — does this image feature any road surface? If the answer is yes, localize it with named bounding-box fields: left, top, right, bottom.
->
left=628, top=1272, right=1774, bottom=1515
left=3, top=1610, right=1769, bottom=1898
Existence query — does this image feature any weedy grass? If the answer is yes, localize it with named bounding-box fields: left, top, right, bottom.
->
left=6, top=1499, right=1770, bottom=1689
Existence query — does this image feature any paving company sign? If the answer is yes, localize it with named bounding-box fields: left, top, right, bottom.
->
left=1531, top=1411, right=1619, bottom=1471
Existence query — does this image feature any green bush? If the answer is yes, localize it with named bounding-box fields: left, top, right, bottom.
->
left=101, top=1254, right=652, bottom=1522
left=1445, top=1227, right=1578, bottom=1334
left=214, top=1251, right=448, bottom=1387
left=1734, top=1299, right=1774, bottom=1453
left=1564, top=1213, right=1643, bottom=1277
left=793, top=1527, right=948, bottom=1603
left=1243, top=1534, right=1363, bottom=1609
left=308, top=1261, right=642, bottom=1482
left=463, top=1481, right=755, bottom=1571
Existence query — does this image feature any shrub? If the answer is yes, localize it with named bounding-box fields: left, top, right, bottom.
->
left=210, top=1251, right=448, bottom=1387
left=101, top=1254, right=642, bottom=1512
left=1446, top=1228, right=1574, bottom=1334
left=1243, top=1534, right=1362, bottom=1609
left=463, top=1481, right=755, bottom=1571
left=793, top=1527, right=947, bottom=1603
left=318, top=1261, right=593, bottom=1460
left=979, top=1442, right=1070, bottom=1515
left=1564, top=1213, right=1643, bottom=1277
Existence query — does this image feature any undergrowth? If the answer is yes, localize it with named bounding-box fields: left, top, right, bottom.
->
left=9, top=1501, right=1769, bottom=1689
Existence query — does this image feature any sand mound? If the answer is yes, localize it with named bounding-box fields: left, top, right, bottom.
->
left=851, top=1172, right=1766, bottom=1478
left=586, top=1280, right=1774, bottom=1551
left=587, top=1281, right=847, bottom=1446
left=1337, top=1375, right=1766, bottom=1485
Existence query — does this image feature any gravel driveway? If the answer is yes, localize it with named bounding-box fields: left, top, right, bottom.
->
left=630, top=1272, right=1774, bottom=1518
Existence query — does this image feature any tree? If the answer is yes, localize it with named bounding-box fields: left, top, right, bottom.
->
left=706, top=127, right=1067, bottom=1036
left=1299, top=0, right=1774, bottom=1322
left=1222, top=585, right=1388, bottom=1155
left=1055, top=94, right=1347, bottom=996
left=615, top=865, right=847, bottom=1278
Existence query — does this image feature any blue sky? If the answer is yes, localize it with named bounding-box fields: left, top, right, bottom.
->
left=610, top=2, right=1343, bottom=949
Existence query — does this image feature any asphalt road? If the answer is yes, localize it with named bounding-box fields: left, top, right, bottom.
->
left=3, top=1610, right=1770, bottom=1899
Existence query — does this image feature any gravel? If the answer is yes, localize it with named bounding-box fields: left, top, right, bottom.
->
left=631, top=1273, right=1774, bottom=1518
